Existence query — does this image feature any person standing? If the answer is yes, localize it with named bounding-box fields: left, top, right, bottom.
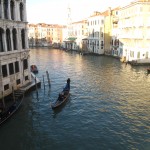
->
left=63, top=78, right=70, bottom=92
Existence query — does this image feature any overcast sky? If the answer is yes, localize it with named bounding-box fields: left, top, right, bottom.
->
left=26, top=0, right=134, bottom=25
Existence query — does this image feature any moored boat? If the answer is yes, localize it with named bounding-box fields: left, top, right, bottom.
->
left=30, top=65, right=38, bottom=73
left=0, top=93, right=24, bottom=126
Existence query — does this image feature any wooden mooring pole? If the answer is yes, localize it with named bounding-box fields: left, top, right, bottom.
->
left=46, top=71, right=51, bottom=88
left=43, top=75, right=45, bottom=90
left=12, top=86, right=15, bottom=102
left=35, top=77, right=38, bottom=98
left=2, top=91, right=5, bottom=108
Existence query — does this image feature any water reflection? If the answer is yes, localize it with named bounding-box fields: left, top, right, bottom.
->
left=0, top=48, right=150, bottom=150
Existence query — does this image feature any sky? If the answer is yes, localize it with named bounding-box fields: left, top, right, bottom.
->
left=26, top=0, right=134, bottom=25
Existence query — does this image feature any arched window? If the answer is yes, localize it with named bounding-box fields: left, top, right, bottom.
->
left=20, top=3, right=23, bottom=21
left=21, top=29, right=25, bottom=49
left=6, top=29, right=12, bottom=51
left=4, top=0, right=8, bottom=19
left=0, top=28, right=4, bottom=52
left=10, top=0, right=15, bottom=20
left=12, top=28, right=17, bottom=50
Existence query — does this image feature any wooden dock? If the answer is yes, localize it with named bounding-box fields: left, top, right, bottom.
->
left=19, top=73, right=41, bottom=93
left=0, top=73, right=41, bottom=126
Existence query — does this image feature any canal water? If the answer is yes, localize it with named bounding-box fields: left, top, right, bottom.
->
left=0, top=48, right=150, bottom=150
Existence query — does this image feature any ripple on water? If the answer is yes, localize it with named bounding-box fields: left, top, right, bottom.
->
left=0, top=49, right=150, bottom=150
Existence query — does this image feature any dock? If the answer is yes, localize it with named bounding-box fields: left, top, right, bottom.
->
left=0, top=73, right=41, bottom=126
left=20, top=72, right=41, bottom=93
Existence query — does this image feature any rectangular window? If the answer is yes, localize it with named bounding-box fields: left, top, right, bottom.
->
left=137, top=52, right=140, bottom=59
left=101, top=32, right=103, bottom=38
left=97, top=41, right=99, bottom=46
left=146, top=52, right=148, bottom=59
left=15, top=61, right=19, bottom=73
left=25, top=75, right=29, bottom=81
left=130, top=51, right=134, bottom=57
left=16, top=79, right=21, bottom=85
left=23, top=59, right=28, bottom=70
left=9, top=63, right=14, bottom=75
left=4, top=84, right=9, bottom=91
left=2, top=65, right=8, bottom=77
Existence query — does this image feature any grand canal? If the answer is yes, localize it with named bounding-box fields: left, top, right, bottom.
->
left=0, top=48, right=150, bottom=150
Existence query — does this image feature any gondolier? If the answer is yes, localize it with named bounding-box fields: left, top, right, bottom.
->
left=63, top=78, right=70, bottom=92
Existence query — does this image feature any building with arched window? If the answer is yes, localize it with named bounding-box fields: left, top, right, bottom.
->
left=87, top=11, right=105, bottom=55
left=0, top=0, right=31, bottom=98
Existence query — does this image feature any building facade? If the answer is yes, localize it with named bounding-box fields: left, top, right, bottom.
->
left=63, top=20, right=88, bottom=50
left=87, top=12, right=105, bottom=55
left=111, top=7, right=121, bottom=57
left=28, top=23, right=66, bottom=48
left=118, top=0, right=150, bottom=63
left=0, top=0, right=31, bottom=98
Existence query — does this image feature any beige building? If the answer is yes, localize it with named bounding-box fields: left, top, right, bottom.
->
left=103, top=8, right=112, bottom=55
left=118, top=0, right=150, bottom=63
left=110, top=7, right=120, bottom=57
left=28, top=23, right=66, bottom=47
left=0, top=0, right=31, bottom=98
left=103, top=7, right=120, bottom=57
left=87, top=11, right=105, bottom=54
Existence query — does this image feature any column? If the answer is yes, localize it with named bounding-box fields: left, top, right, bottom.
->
left=14, top=1, right=17, bottom=21
left=24, top=3, right=27, bottom=22
left=10, top=29, right=14, bottom=51
left=25, top=28, right=29, bottom=49
left=0, top=1, right=2, bottom=18
left=3, top=31, right=7, bottom=52
left=15, top=1, right=19, bottom=21
left=17, top=28, right=21, bottom=50
left=1, top=0, right=4, bottom=19
left=8, top=0, right=11, bottom=20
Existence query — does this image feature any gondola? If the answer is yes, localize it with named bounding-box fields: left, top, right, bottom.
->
left=0, top=95, right=23, bottom=126
left=51, top=90, right=70, bottom=109
left=30, top=65, right=38, bottom=73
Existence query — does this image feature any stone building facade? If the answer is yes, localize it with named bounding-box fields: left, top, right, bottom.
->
left=0, top=0, right=31, bottom=98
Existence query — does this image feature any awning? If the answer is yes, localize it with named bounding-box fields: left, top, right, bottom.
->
left=63, top=37, right=77, bottom=43
left=67, top=37, right=77, bottom=41
left=82, top=38, right=88, bottom=40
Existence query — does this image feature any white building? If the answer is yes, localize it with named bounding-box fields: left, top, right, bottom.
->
left=64, top=20, right=87, bottom=50
left=118, top=0, right=150, bottom=63
left=87, top=12, right=105, bottom=55
left=0, top=0, right=31, bottom=98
